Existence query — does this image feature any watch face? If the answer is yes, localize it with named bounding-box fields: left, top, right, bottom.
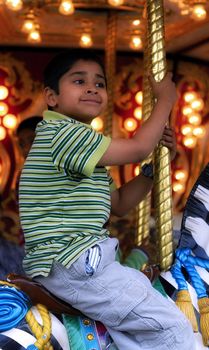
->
left=142, top=164, right=153, bottom=178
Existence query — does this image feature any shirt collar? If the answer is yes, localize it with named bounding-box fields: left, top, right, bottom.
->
left=43, top=110, right=92, bottom=129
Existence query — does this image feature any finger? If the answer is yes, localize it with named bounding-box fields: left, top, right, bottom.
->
left=164, top=126, right=173, bottom=133
left=161, top=133, right=173, bottom=141
left=162, top=131, right=173, bottom=139
left=161, top=140, right=173, bottom=148
left=163, top=131, right=175, bottom=141
left=162, top=133, right=173, bottom=139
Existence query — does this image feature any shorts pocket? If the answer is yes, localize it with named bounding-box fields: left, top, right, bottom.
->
left=100, top=279, right=147, bottom=327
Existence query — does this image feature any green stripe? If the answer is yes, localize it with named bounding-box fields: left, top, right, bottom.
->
left=19, top=111, right=114, bottom=278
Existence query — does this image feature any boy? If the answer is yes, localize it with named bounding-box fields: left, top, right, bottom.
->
left=19, top=50, right=194, bottom=350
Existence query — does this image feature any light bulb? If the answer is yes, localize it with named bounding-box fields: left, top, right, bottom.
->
left=130, top=36, right=142, bottom=50
left=22, top=19, right=36, bottom=33
left=3, top=114, right=17, bottom=129
left=79, top=34, right=93, bottom=48
left=28, top=29, right=41, bottom=43
left=193, top=126, right=206, bottom=138
left=192, top=4, right=207, bottom=21
left=183, top=91, right=197, bottom=103
left=91, top=117, right=103, bottom=132
left=174, top=170, right=187, bottom=181
left=0, top=102, right=9, bottom=116
left=135, top=91, right=143, bottom=105
left=0, top=86, right=9, bottom=100
left=182, top=105, right=193, bottom=116
left=191, top=98, right=204, bottom=111
left=133, top=107, right=142, bottom=120
left=188, top=113, right=202, bottom=126
left=59, top=0, right=74, bottom=15
left=5, top=0, right=23, bottom=11
left=124, top=118, right=137, bottom=132
left=181, top=8, right=190, bottom=16
left=134, top=165, right=140, bottom=176
left=108, top=0, right=124, bottom=6
left=181, top=124, right=193, bottom=136
left=173, top=182, right=185, bottom=193
left=183, top=136, right=197, bottom=149
left=132, top=19, right=140, bottom=26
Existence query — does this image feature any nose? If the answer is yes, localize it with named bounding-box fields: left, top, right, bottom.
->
left=85, top=87, right=98, bottom=95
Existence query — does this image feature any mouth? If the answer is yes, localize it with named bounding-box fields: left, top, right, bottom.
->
left=80, top=99, right=101, bottom=105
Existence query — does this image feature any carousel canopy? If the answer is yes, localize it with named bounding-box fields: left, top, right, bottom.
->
left=0, top=0, right=209, bottom=63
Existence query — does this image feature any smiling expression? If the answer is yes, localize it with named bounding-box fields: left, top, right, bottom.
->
left=45, top=59, right=108, bottom=124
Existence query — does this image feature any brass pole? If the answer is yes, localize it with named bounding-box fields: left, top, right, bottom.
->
left=104, top=10, right=117, bottom=136
left=146, top=0, right=173, bottom=270
left=136, top=38, right=153, bottom=246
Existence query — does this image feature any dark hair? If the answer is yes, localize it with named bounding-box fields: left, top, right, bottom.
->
left=16, top=116, right=43, bottom=134
left=43, top=49, right=106, bottom=94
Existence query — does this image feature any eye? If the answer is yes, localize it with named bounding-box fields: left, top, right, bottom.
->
left=74, top=79, right=84, bottom=85
left=96, top=82, right=106, bottom=88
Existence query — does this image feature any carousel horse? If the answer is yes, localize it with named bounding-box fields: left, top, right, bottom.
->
left=1, top=163, right=209, bottom=350
left=160, top=162, right=209, bottom=350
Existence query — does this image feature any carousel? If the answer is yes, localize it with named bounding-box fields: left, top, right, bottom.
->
left=0, top=0, right=209, bottom=349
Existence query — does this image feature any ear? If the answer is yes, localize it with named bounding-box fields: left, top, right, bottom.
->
left=44, top=87, right=58, bottom=108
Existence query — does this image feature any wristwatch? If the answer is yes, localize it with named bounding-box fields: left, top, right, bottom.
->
left=141, top=162, right=154, bottom=179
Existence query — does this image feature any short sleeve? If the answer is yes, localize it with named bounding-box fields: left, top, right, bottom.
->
left=51, top=122, right=111, bottom=177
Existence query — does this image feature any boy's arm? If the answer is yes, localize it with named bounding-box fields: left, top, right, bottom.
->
left=98, top=73, right=176, bottom=167
left=110, top=126, right=177, bottom=216
left=110, top=173, right=153, bottom=217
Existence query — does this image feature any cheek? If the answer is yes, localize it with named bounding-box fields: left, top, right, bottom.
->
left=62, top=91, right=79, bottom=104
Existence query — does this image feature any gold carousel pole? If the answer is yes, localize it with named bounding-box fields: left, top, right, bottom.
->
left=104, top=10, right=117, bottom=136
left=136, top=40, right=153, bottom=246
left=146, top=0, right=173, bottom=270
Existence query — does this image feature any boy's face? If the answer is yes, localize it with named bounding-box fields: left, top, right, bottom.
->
left=45, top=59, right=108, bottom=124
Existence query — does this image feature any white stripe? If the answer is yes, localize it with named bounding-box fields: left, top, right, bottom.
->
left=51, top=314, right=71, bottom=350
left=88, top=245, right=100, bottom=270
left=185, top=217, right=209, bottom=255
left=194, top=185, right=209, bottom=211
left=1, top=328, right=36, bottom=347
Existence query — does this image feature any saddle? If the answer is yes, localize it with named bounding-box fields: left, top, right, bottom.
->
left=7, top=273, right=82, bottom=316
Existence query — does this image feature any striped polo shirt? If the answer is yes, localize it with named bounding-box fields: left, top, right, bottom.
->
left=19, top=110, right=114, bottom=278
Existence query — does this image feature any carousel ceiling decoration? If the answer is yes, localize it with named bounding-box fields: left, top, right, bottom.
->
left=171, top=0, right=207, bottom=20
left=0, top=0, right=209, bottom=61
left=1, top=0, right=145, bottom=47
